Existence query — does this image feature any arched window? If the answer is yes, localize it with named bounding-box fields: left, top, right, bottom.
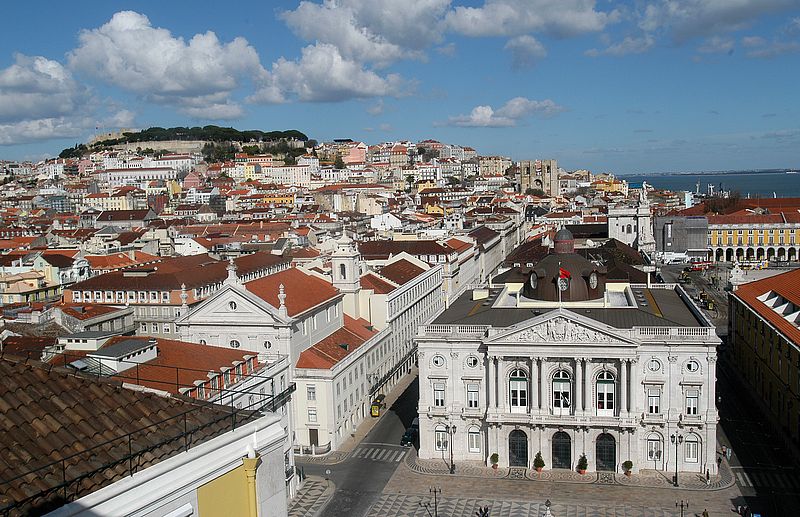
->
left=596, top=371, right=615, bottom=415
left=435, top=425, right=448, bottom=451
left=468, top=427, right=481, bottom=453
left=553, top=370, right=571, bottom=411
left=509, top=369, right=528, bottom=412
left=626, top=224, right=632, bottom=234
left=684, top=434, right=700, bottom=463
left=339, top=263, right=346, bottom=280
left=647, top=433, right=663, bottom=462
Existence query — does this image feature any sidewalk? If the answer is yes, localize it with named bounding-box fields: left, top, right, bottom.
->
left=405, top=448, right=736, bottom=491
left=296, top=368, right=418, bottom=465
left=287, top=476, right=334, bottom=517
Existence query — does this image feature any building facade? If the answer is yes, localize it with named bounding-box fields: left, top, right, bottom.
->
left=415, top=230, right=720, bottom=476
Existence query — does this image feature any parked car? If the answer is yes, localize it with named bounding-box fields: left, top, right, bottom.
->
left=400, top=429, right=416, bottom=447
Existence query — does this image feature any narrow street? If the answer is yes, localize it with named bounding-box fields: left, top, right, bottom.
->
left=298, top=378, right=419, bottom=517
left=666, top=263, right=800, bottom=516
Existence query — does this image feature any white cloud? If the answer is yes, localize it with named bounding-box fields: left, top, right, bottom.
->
left=504, top=35, right=547, bottom=68
left=746, top=40, right=800, bottom=58
left=367, top=99, right=385, bottom=116
left=442, top=96, right=565, bottom=127
left=252, top=43, right=409, bottom=103
left=0, top=54, right=88, bottom=124
left=0, top=53, right=134, bottom=145
left=741, top=36, right=766, bottom=48
left=586, top=35, right=654, bottom=56
left=698, top=36, right=735, bottom=54
left=445, top=0, right=617, bottom=38
left=640, top=0, right=797, bottom=42
left=281, top=0, right=449, bottom=67
left=68, top=11, right=264, bottom=119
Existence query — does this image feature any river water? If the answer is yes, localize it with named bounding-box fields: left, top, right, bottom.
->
left=621, top=172, right=800, bottom=198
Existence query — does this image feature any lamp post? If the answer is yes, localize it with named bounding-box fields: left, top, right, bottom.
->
left=676, top=500, right=689, bottom=517
left=446, top=424, right=457, bottom=474
left=543, top=499, right=552, bottom=517
left=670, top=432, right=683, bottom=487
left=418, top=486, right=441, bottom=517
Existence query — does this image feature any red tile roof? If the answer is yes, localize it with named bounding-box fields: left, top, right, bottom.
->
left=245, top=268, right=339, bottom=316
left=360, top=273, right=396, bottom=294
left=734, top=268, right=800, bottom=346
left=295, top=316, right=376, bottom=369
left=0, top=355, right=247, bottom=514
left=109, top=336, right=260, bottom=395
left=379, top=259, right=425, bottom=285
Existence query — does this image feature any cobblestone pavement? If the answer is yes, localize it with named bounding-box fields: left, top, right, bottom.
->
left=287, top=477, right=334, bottom=517
left=367, top=494, right=683, bottom=517
left=406, top=448, right=736, bottom=491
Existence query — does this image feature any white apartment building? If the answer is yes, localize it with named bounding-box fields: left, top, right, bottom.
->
left=416, top=230, right=719, bottom=477
left=101, top=167, right=178, bottom=187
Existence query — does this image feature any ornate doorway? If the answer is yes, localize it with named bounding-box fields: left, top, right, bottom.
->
left=552, top=431, right=571, bottom=469
left=596, top=433, right=616, bottom=471
left=508, top=430, right=528, bottom=467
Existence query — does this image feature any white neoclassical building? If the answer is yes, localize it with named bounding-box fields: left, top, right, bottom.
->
left=416, top=229, right=720, bottom=477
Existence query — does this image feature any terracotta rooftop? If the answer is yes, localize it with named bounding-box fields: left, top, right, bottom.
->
left=245, top=267, right=340, bottom=317
left=358, top=240, right=451, bottom=260
left=295, top=316, right=376, bottom=369
left=733, top=268, right=800, bottom=346
left=107, top=336, right=260, bottom=395
left=0, top=355, right=253, bottom=515
left=84, top=251, right=162, bottom=271
left=68, top=252, right=288, bottom=292
left=360, top=273, right=397, bottom=294
left=379, top=259, right=425, bottom=285
left=59, top=303, right=126, bottom=321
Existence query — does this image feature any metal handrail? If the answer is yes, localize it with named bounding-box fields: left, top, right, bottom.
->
left=0, top=382, right=296, bottom=514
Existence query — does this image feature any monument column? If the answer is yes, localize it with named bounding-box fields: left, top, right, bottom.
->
left=620, top=359, right=629, bottom=417
left=575, top=357, right=583, bottom=414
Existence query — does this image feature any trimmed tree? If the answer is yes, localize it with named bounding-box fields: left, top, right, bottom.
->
left=533, top=452, right=545, bottom=471
left=577, top=454, right=588, bottom=473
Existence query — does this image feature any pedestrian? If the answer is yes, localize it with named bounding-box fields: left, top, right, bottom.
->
left=717, top=456, right=722, bottom=466
left=726, top=447, right=732, bottom=461
left=702, top=509, right=709, bottom=517
left=706, top=469, right=710, bottom=485
left=721, top=445, right=727, bottom=457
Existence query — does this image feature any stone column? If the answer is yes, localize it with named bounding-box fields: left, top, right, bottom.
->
left=488, top=355, right=496, bottom=410
left=629, top=359, right=640, bottom=415
left=539, top=358, right=548, bottom=412
left=582, top=358, right=590, bottom=415
left=575, top=357, right=583, bottom=414
left=530, top=356, right=539, bottom=412
left=620, top=359, right=629, bottom=417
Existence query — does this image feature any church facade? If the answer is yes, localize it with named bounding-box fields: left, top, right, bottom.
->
left=416, top=230, right=720, bottom=477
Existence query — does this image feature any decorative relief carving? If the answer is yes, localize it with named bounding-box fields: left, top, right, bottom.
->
left=450, top=351, right=460, bottom=359
left=511, top=317, right=614, bottom=343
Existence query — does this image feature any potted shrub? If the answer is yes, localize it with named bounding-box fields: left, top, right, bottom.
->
left=490, top=453, right=499, bottom=470
left=622, top=460, right=633, bottom=477
left=533, top=452, right=545, bottom=473
left=577, top=454, right=588, bottom=475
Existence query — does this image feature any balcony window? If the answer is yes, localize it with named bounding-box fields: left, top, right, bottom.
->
left=468, top=427, right=481, bottom=453
left=435, top=426, right=448, bottom=451
left=552, top=370, right=571, bottom=411
left=467, top=384, right=479, bottom=409
left=685, top=390, right=699, bottom=415
left=648, top=388, right=661, bottom=414
left=509, top=369, right=528, bottom=412
left=596, top=371, right=615, bottom=415
left=433, top=383, right=445, bottom=407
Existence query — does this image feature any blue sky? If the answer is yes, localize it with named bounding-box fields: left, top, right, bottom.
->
left=1, top=0, right=799, bottom=174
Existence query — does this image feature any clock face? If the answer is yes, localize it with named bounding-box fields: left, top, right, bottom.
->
left=529, top=273, right=537, bottom=289
left=589, top=272, right=598, bottom=289
left=558, top=277, right=569, bottom=291
left=648, top=359, right=660, bottom=372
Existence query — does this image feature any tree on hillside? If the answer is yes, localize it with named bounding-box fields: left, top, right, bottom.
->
left=334, top=155, right=345, bottom=169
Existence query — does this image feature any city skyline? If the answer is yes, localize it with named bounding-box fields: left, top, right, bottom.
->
left=1, top=0, right=799, bottom=173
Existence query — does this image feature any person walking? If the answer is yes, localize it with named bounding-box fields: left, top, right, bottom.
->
left=702, top=509, right=709, bottom=517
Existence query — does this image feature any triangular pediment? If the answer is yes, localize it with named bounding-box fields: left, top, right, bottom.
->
left=175, top=283, right=291, bottom=327
left=487, top=309, right=634, bottom=346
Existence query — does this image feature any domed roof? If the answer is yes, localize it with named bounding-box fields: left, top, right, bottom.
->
left=554, top=228, right=573, bottom=242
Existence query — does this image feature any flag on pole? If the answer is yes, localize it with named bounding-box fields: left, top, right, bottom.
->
left=559, top=267, right=571, bottom=280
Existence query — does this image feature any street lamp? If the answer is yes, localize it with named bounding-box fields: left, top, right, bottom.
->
left=676, top=500, right=689, bottom=517
left=419, top=486, right=441, bottom=517
left=543, top=499, right=552, bottom=517
left=446, top=424, right=457, bottom=474
left=670, top=432, right=684, bottom=487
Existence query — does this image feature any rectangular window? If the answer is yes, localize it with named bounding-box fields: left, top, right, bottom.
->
left=151, top=323, right=158, bottom=333
left=308, top=407, right=317, bottom=422
left=468, top=430, right=481, bottom=453
left=336, top=382, right=340, bottom=396
left=162, top=323, right=170, bottom=334
left=307, top=385, right=316, bottom=401
left=162, top=291, right=170, bottom=302
left=685, top=390, right=699, bottom=415
left=140, top=322, right=147, bottom=332
left=433, top=383, right=445, bottom=407
left=648, top=388, right=661, bottom=414
left=467, top=384, right=479, bottom=409
left=337, top=405, right=341, bottom=419
left=685, top=440, right=699, bottom=463
left=73, top=291, right=81, bottom=302
left=435, top=429, right=448, bottom=451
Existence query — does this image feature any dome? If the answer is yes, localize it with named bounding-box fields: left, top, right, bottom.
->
left=553, top=227, right=575, bottom=254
